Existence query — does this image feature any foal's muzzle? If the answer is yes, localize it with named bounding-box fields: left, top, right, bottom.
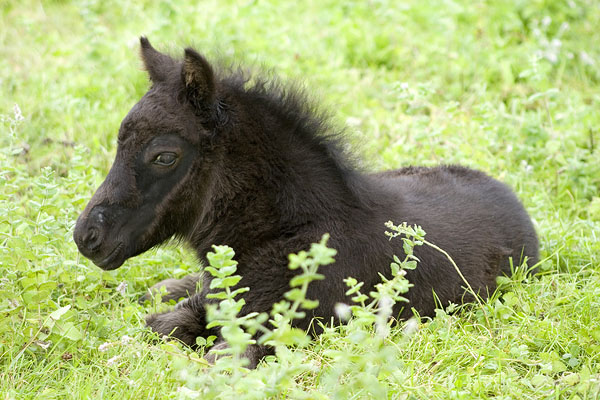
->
left=73, top=205, right=125, bottom=270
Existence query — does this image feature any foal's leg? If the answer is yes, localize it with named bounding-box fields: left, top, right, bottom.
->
left=205, top=340, right=274, bottom=369
left=139, top=274, right=201, bottom=303
left=145, top=291, right=272, bottom=368
left=145, top=292, right=214, bottom=347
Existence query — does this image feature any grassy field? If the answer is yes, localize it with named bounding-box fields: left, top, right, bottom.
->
left=1, top=0, right=599, bottom=398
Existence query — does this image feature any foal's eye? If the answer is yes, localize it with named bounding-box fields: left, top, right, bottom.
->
left=153, top=152, right=177, bottom=166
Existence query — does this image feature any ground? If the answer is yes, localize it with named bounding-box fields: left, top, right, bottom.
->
left=0, top=0, right=599, bottom=398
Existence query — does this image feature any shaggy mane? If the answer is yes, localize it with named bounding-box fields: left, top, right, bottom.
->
left=216, top=65, right=361, bottom=177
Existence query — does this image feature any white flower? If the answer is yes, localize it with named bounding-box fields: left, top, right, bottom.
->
left=177, top=387, right=201, bottom=398
left=107, top=355, right=120, bottom=366
left=13, top=104, right=24, bottom=121
left=120, top=335, right=134, bottom=345
left=346, top=117, right=362, bottom=127
left=116, top=281, right=128, bottom=296
left=378, top=296, right=393, bottom=313
left=580, top=51, right=595, bottom=66
left=35, top=340, right=51, bottom=350
left=403, top=318, right=419, bottom=336
left=98, top=342, right=111, bottom=352
left=334, top=302, right=352, bottom=321
left=520, top=160, right=533, bottom=173
left=559, top=22, right=569, bottom=34
left=375, top=296, right=393, bottom=338
left=542, top=16, right=552, bottom=27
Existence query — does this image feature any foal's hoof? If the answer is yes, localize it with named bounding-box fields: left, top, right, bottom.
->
left=204, top=342, right=269, bottom=369
left=203, top=341, right=230, bottom=365
left=145, top=303, right=207, bottom=348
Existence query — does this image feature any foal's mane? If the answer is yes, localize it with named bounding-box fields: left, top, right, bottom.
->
left=215, top=64, right=361, bottom=177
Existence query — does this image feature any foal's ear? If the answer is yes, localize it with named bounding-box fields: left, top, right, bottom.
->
left=140, top=36, right=176, bottom=83
left=182, top=48, right=216, bottom=108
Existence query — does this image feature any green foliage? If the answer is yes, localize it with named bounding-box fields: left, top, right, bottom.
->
left=262, top=235, right=335, bottom=348
left=172, top=230, right=418, bottom=398
left=1, top=0, right=599, bottom=398
left=204, top=245, right=255, bottom=363
left=171, top=235, right=336, bottom=398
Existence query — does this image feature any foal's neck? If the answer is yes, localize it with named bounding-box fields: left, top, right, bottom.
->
left=192, top=108, right=368, bottom=257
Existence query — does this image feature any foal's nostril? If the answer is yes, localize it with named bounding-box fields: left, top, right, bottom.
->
left=77, top=207, right=110, bottom=253
left=84, top=227, right=102, bottom=252
left=88, top=227, right=98, bottom=242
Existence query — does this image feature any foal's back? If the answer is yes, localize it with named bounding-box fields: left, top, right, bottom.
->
left=368, top=165, right=538, bottom=317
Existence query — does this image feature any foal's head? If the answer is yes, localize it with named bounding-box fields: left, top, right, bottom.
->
left=73, top=38, right=220, bottom=270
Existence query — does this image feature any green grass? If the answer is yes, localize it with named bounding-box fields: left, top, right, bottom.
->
left=1, top=0, right=599, bottom=398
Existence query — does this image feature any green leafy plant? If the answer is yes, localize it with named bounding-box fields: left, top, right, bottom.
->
left=170, top=226, right=425, bottom=399
left=2, top=0, right=600, bottom=397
